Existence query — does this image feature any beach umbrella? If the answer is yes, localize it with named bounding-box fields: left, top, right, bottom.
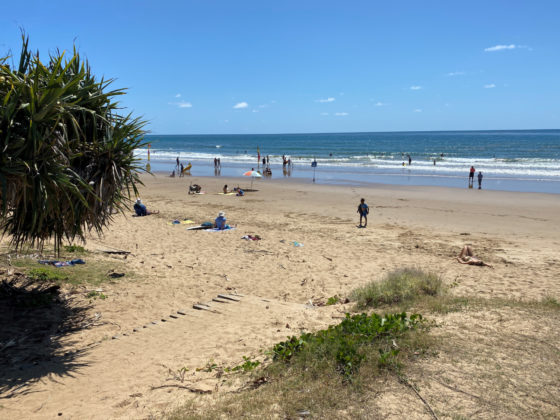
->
left=243, top=170, right=262, bottom=189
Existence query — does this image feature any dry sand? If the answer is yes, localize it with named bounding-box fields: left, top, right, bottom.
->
left=1, top=174, right=559, bottom=419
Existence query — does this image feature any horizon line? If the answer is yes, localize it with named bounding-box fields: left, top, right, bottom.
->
left=146, top=128, right=560, bottom=136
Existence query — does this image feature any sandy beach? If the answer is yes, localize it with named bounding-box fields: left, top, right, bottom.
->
left=1, top=174, right=559, bottom=419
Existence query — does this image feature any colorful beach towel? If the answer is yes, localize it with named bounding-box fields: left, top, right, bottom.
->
left=206, top=227, right=235, bottom=232
left=167, top=219, right=195, bottom=225
left=39, top=259, right=86, bottom=267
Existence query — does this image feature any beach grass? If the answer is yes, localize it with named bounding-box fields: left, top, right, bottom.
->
left=1, top=246, right=129, bottom=287
left=350, top=267, right=443, bottom=310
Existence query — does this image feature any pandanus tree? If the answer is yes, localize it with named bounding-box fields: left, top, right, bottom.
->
left=0, top=35, right=146, bottom=254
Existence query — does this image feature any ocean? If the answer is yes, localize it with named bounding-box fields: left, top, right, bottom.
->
left=138, top=130, right=560, bottom=194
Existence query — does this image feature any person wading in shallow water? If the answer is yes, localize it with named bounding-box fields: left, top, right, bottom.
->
left=469, top=166, right=476, bottom=188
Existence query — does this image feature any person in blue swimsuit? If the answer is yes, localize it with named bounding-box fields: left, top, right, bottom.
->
left=357, top=198, right=369, bottom=228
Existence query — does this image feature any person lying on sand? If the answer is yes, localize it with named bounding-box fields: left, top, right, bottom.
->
left=133, top=199, right=159, bottom=216
left=457, top=245, right=493, bottom=267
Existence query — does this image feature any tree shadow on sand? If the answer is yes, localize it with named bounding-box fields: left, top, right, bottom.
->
left=0, top=272, right=96, bottom=398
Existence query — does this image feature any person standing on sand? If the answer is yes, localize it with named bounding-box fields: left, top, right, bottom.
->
left=357, top=198, right=369, bottom=228
left=478, top=172, right=483, bottom=189
left=469, top=166, right=475, bottom=187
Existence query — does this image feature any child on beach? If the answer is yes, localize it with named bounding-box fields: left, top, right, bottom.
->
left=357, top=198, right=369, bottom=228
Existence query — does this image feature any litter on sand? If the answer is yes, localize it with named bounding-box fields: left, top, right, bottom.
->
left=292, top=241, right=304, bottom=247
left=241, top=235, right=261, bottom=241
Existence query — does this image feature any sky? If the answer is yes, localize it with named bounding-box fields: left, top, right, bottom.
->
left=1, top=0, right=559, bottom=134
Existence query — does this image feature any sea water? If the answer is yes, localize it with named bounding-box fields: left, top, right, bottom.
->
left=138, top=130, right=560, bottom=194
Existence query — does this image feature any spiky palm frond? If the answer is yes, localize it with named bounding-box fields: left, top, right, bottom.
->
left=0, top=35, right=146, bottom=253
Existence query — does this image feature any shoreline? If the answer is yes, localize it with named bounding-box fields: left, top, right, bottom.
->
left=141, top=173, right=560, bottom=240
left=148, top=160, right=560, bottom=194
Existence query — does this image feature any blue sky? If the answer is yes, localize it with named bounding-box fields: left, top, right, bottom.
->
left=2, top=0, right=559, bottom=134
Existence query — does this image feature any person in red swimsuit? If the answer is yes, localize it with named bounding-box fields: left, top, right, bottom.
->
left=469, top=166, right=475, bottom=187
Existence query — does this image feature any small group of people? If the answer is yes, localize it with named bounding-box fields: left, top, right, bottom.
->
left=223, top=184, right=244, bottom=196
left=214, top=157, right=222, bottom=169
left=469, top=166, right=484, bottom=189
left=282, top=155, right=292, bottom=168
left=170, top=157, right=191, bottom=177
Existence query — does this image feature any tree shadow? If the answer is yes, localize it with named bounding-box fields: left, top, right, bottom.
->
left=0, top=273, right=96, bottom=398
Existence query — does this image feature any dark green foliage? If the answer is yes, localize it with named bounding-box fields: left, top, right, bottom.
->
left=64, top=245, right=86, bottom=253
left=27, top=267, right=68, bottom=283
left=0, top=34, right=146, bottom=253
left=272, top=312, right=423, bottom=380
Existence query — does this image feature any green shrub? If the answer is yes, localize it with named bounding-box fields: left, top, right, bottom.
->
left=1, top=34, right=146, bottom=254
left=272, top=312, right=424, bottom=381
left=27, top=267, right=68, bottom=283
left=350, top=268, right=442, bottom=309
left=326, top=295, right=340, bottom=305
left=64, top=245, right=86, bottom=253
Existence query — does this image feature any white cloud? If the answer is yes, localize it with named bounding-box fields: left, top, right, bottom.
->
left=413, top=109, right=422, bottom=113
left=410, top=86, right=422, bottom=90
left=484, top=84, right=496, bottom=89
left=484, top=44, right=516, bottom=52
left=252, top=109, right=259, bottom=113
left=233, top=102, right=249, bottom=109
left=175, top=93, right=182, bottom=98
left=374, top=102, right=385, bottom=106
left=316, top=97, right=336, bottom=103
left=446, top=71, right=465, bottom=76
left=169, top=101, right=192, bottom=108
left=335, top=112, right=349, bottom=116
left=320, top=112, right=329, bottom=116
